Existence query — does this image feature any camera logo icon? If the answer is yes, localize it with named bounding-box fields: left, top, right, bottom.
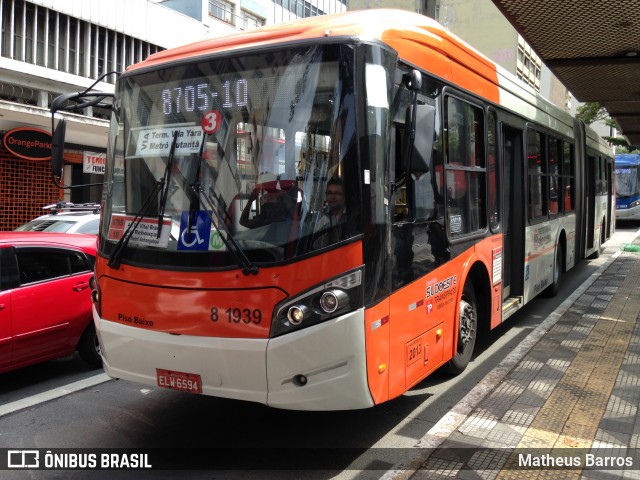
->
left=7, top=450, right=39, bottom=468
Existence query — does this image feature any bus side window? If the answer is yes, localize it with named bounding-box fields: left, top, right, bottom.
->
left=548, top=136, right=561, bottom=215
left=390, top=70, right=447, bottom=288
left=391, top=68, right=444, bottom=224
left=488, top=110, right=500, bottom=231
left=527, top=129, right=547, bottom=221
left=561, top=141, right=574, bottom=212
left=444, top=96, right=486, bottom=237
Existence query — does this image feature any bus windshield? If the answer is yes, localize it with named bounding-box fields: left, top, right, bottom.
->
left=616, top=166, right=640, bottom=199
left=102, top=44, right=360, bottom=268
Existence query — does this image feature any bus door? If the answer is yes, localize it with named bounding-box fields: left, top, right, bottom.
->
left=586, top=154, right=596, bottom=249
left=606, top=160, right=613, bottom=237
left=501, top=125, right=524, bottom=301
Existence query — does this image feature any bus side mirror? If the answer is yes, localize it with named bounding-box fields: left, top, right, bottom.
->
left=404, top=69, right=422, bottom=91
left=51, top=119, right=66, bottom=179
left=407, top=104, right=436, bottom=176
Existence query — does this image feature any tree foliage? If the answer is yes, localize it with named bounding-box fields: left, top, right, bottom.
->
left=576, top=102, right=639, bottom=153
left=575, top=102, right=609, bottom=124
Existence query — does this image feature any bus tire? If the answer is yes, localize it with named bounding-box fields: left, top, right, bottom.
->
left=77, top=323, right=103, bottom=368
left=444, top=283, right=477, bottom=375
left=546, top=247, right=563, bottom=297
left=589, top=221, right=605, bottom=259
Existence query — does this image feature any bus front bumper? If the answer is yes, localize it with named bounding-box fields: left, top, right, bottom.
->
left=95, top=308, right=374, bottom=411
left=616, top=204, right=640, bottom=220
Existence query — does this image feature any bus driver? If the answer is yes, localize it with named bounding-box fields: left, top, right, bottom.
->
left=313, top=177, right=347, bottom=248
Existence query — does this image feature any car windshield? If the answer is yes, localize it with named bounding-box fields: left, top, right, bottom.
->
left=102, top=44, right=360, bottom=268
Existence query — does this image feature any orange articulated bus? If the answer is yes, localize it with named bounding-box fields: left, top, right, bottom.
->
left=50, top=9, right=614, bottom=410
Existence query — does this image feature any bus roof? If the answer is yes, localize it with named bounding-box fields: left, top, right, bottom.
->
left=616, top=154, right=640, bottom=167
left=126, top=9, right=499, bottom=101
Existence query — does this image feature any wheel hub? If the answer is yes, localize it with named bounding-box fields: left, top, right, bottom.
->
left=459, top=299, right=475, bottom=347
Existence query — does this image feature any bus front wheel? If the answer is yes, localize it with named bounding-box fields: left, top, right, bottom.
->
left=445, top=283, right=477, bottom=375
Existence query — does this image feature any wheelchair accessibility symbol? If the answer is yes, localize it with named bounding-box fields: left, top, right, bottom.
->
left=181, top=226, right=204, bottom=247
left=177, top=211, right=211, bottom=251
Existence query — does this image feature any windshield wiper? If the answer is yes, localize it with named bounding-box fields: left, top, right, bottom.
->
left=186, top=139, right=205, bottom=236
left=187, top=165, right=259, bottom=275
left=108, top=131, right=179, bottom=269
left=190, top=183, right=259, bottom=276
left=180, top=137, right=257, bottom=275
left=107, top=180, right=163, bottom=269
left=157, top=130, right=179, bottom=238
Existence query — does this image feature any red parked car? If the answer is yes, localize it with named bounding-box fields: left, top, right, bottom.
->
left=0, top=232, right=100, bottom=373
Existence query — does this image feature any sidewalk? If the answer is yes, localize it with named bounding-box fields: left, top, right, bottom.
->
left=384, top=229, right=640, bottom=480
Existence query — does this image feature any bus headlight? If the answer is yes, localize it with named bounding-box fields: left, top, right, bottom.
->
left=271, top=268, right=364, bottom=338
left=287, top=305, right=308, bottom=325
left=631, top=200, right=640, bottom=208
left=319, top=290, right=349, bottom=313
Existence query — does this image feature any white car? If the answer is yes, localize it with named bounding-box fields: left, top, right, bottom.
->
left=16, top=203, right=101, bottom=235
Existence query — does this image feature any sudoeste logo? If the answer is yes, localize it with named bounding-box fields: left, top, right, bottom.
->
left=8, top=450, right=39, bottom=468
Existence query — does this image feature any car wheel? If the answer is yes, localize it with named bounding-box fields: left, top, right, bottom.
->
left=78, top=323, right=102, bottom=368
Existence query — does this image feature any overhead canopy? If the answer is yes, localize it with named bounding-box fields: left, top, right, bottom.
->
left=491, top=0, right=640, bottom=145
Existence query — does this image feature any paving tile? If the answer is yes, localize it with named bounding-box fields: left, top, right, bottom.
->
left=502, top=405, right=540, bottom=428
left=406, top=251, right=640, bottom=479
left=603, top=395, right=637, bottom=417
left=485, top=424, right=526, bottom=447
left=593, top=428, right=631, bottom=446
left=458, top=413, right=499, bottom=439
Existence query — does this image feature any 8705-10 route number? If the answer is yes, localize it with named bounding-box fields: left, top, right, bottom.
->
left=210, top=307, right=262, bottom=324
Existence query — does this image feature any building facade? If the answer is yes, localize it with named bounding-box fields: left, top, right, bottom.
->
left=160, top=0, right=347, bottom=28
left=0, top=0, right=345, bottom=230
left=0, top=0, right=210, bottom=229
left=349, top=0, right=572, bottom=112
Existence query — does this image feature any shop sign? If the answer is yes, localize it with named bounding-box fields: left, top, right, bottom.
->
left=3, top=127, right=52, bottom=161
left=83, top=151, right=106, bottom=175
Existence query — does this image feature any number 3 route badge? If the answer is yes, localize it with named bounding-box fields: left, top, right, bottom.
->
left=201, top=109, right=222, bottom=134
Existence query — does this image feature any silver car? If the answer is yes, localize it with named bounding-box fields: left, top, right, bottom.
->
left=16, top=203, right=100, bottom=235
